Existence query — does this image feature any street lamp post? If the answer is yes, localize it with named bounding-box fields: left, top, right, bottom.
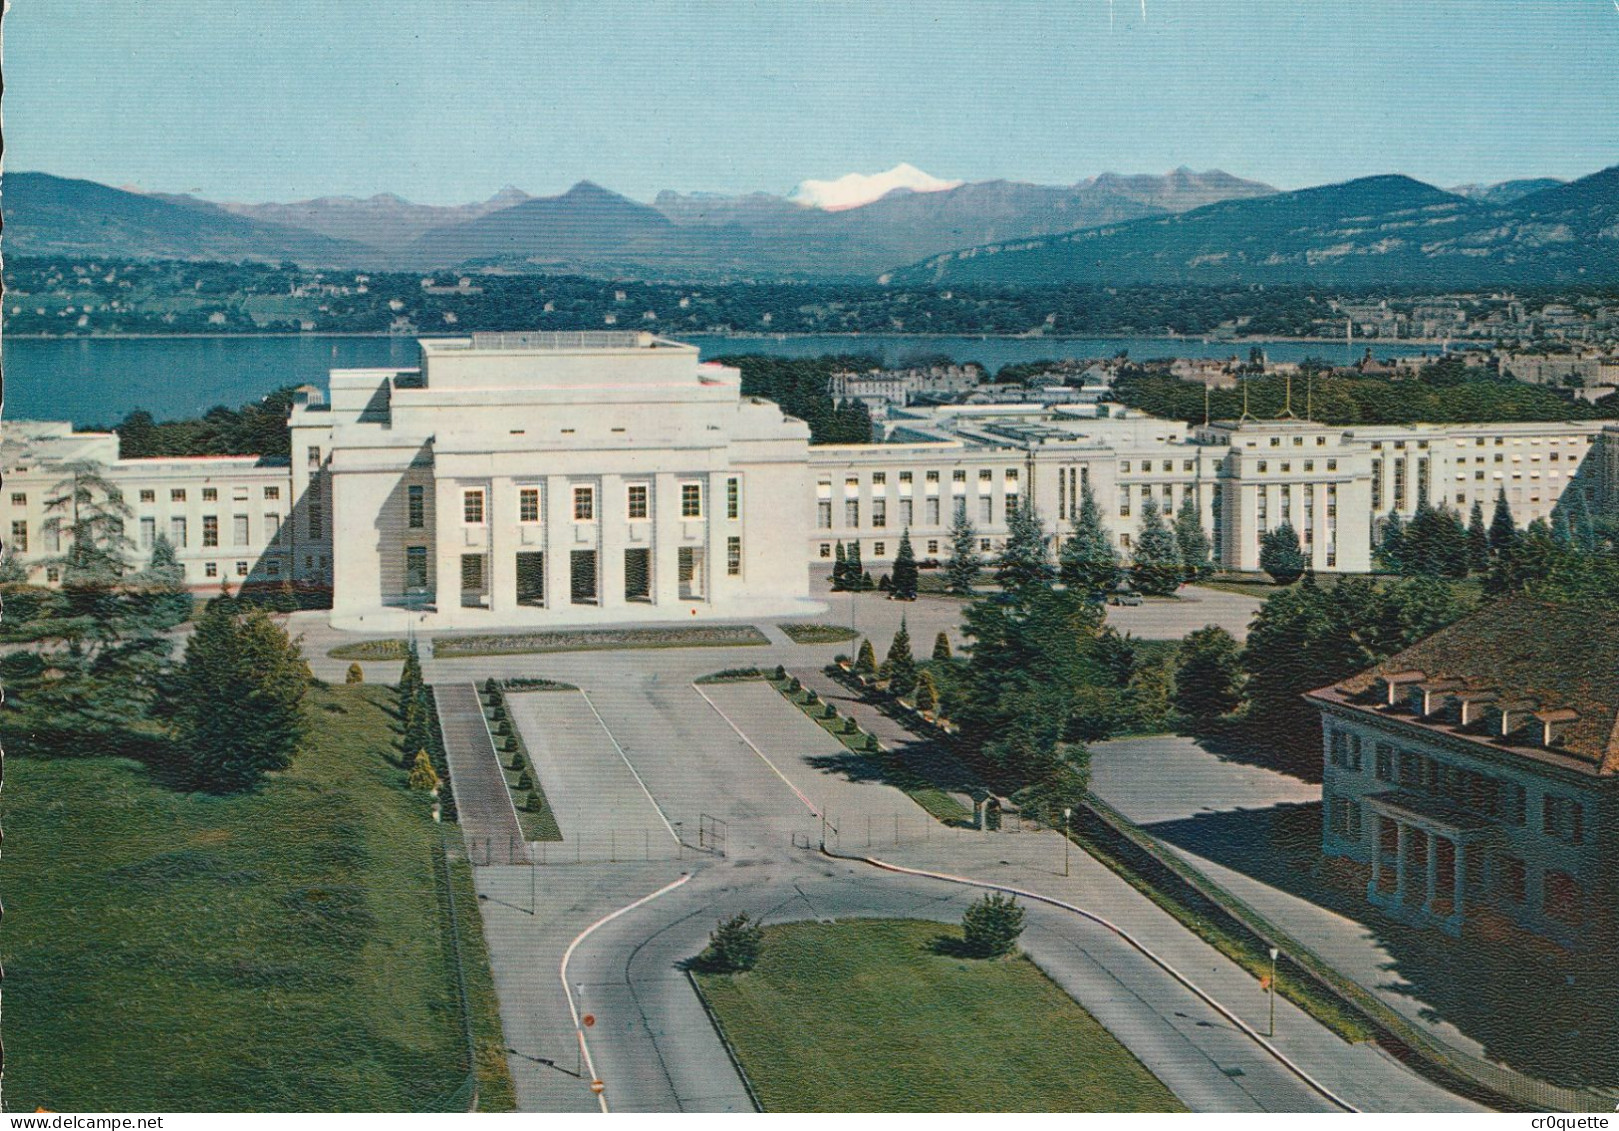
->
left=1063, top=807, right=1072, bottom=877
left=1267, top=947, right=1280, bottom=1037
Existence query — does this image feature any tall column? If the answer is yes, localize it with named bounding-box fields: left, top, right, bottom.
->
left=1424, top=830, right=1439, bottom=911
left=1452, top=842, right=1465, bottom=921
left=433, top=477, right=462, bottom=618
left=488, top=477, right=516, bottom=617
left=1394, top=822, right=1409, bottom=904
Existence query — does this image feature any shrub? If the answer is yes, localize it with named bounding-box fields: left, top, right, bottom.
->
left=489, top=705, right=506, bottom=722
left=773, top=664, right=787, bottom=680
left=505, top=735, right=519, bottom=752
left=516, top=771, right=532, bottom=791
left=855, top=638, right=878, bottom=675
left=701, top=912, right=764, bottom=973
left=962, top=893, right=1025, bottom=957
left=803, top=689, right=819, bottom=705
left=787, top=676, right=802, bottom=692
left=865, top=733, right=882, bottom=753
left=345, top=662, right=364, bottom=685
left=824, top=703, right=837, bottom=719
left=932, top=631, right=952, bottom=661
left=509, top=752, right=524, bottom=771
left=915, top=669, right=940, bottom=713
left=407, top=750, right=440, bottom=792
left=844, top=717, right=860, bottom=735
left=526, top=790, right=545, bottom=813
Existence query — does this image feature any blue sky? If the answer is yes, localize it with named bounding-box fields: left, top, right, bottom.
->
left=7, top=0, right=1618, bottom=204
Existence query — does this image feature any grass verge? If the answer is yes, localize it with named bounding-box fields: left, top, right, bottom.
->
left=434, top=624, right=768, bottom=657
left=482, top=681, right=564, bottom=842
left=328, top=638, right=411, bottom=661
left=1, top=684, right=516, bottom=1111
left=777, top=622, right=860, bottom=645
left=693, top=919, right=1185, bottom=1112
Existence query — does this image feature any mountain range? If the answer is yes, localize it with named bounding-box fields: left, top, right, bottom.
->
left=6, top=163, right=1616, bottom=287
left=894, top=166, right=1619, bottom=288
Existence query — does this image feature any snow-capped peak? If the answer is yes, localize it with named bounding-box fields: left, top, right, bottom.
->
left=788, top=163, right=962, bottom=211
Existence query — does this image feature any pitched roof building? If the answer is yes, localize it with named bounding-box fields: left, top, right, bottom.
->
left=1308, top=598, right=1619, bottom=948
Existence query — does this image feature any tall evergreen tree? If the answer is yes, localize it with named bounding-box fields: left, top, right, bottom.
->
left=854, top=637, right=878, bottom=675
left=890, top=528, right=919, bottom=600
left=995, top=500, right=1054, bottom=595
left=944, top=509, right=982, bottom=596
left=1058, top=482, right=1122, bottom=597
left=932, top=630, right=952, bottom=661
left=1488, top=489, right=1518, bottom=555
left=1130, top=497, right=1183, bottom=595
left=845, top=540, right=867, bottom=591
left=1173, top=493, right=1214, bottom=582
left=1259, top=523, right=1307, bottom=585
left=885, top=617, right=917, bottom=698
left=831, top=540, right=848, bottom=590
left=177, top=599, right=311, bottom=792
left=1376, top=511, right=1407, bottom=573
left=1466, top=500, right=1491, bottom=575
left=133, top=532, right=193, bottom=630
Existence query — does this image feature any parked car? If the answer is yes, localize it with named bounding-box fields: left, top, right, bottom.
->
left=1110, top=590, right=1143, bottom=606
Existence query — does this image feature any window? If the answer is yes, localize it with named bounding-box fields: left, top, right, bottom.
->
left=1544, top=870, right=1583, bottom=925
left=979, top=496, right=992, bottom=523
left=927, top=540, right=939, bottom=554
left=233, top=486, right=249, bottom=501
left=1304, top=461, right=1314, bottom=473
left=201, top=515, right=220, bottom=547
left=236, top=561, right=249, bottom=577
left=874, top=542, right=886, bottom=557
left=926, top=471, right=940, bottom=483
left=872, top=472, right=887, bottom=486
left=203, top=488, right=218, bottom=502
left=264, top=486, right=280, bottom=500
left=727, top=536, right=741, bottom=576
left=819, top=543, right=832, bottom=559
left=1119, top=498, right=1131, bottom=518
left=846, top=499, right=860, bottom=527
left=405, top=546, right=429, bottom=590
left=519, top=487, right=541, bottom=523
left=623, top=548, right=650, bottom=601
left=172, top=489, right=187, bottom=503
left=140, top=490, right=156, bottom=503
left=1329, top=729, right=1362, bottom=771
left=926, top=497, right=940, bottom=525
left=899, top=471, right=913, bottom=484
left=1120, top=461, right=1132, bottom=473
left=873, top=499, right=887, bottom=528
left=233, top=515, right=250, bottom=546
left=1005, top=493, right=1018, bottom=517
left=140, top=516, right=155, bottom=549
left=1183, top=460, right=1194, bottom=472
left=817, top=499, right=832, bottom=529
left=170, top=517, right=188, bottom=547
left=1375, top=743, right=1395, bottom=782
left=573, top=486, right=595, bottom=521
left=463, top=489, right=486, bottom=525
left=980, top=538, right=992, bottom=552
left=1543, top=795, right=1584, bottom=844
left=266, top=513, right=282, bottom=543
left=681, top=482, right=703, bottom=519
left=953, top=470, right=966, bottom=484
left=408, top=485, right=425, bottom=528
left=677, top=546, right=705, bottom=600
left=462, top=553, right=488, bottom=606
left=979, top=469, right=992, bottom=483
left=726, top=477, right=740, bottom=520
left=266, top=559, right=280, bottom=578
left=1257, top=461, right=1268, bottom=473
left=205, top=562, right=218, bottom=578
left=1329, top=797, right=1362, bottom=839
left=10, top=493, right=25, bottom=506
left=900, top=498, right=913, bottom=526
left=628, top=484, right=649, bottom=520
left=9, top=520, right=27, bottom=552
left=308, top=445, right=322, bottom=468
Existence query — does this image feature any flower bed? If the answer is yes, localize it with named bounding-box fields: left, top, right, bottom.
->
left=434, top=625, right=768, bottom=657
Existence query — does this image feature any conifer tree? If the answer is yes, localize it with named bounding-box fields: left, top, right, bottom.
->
left=408, top=750, right=440, bottom=792
left=1488, top=489, right=1518, bottom=555
left=1058, top=482, right=1121, bottom=597
left=885, top=617, right=917, bottom=698
left=891, top=528, right=919, bottom=600
left=995, top=499, right=1054, bottom=595
left=1130, top=497, right=1183, bottom=595
left=855, top=637, right=878, bottom=675
left=846, top=541, right=866, bottom=591
left=1259, top=522, right=1307, bottom=585
left=832, top=540, right=848, bottom=590
left=914, top=668, right=940, bottom=714
left=944, top=508, right=982, bottom=596
left=932, top=631, right=952, bottom=661
left=1173, top=493, right=1214, bottom=582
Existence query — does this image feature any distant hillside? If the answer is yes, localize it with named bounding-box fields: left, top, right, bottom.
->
left=3, top=172, right=378, bottom=265
left=1449, top=178, right=1564, bottom=206
left=652, top=168, right=1275, bottom=275
left=159, top=188, right=533, bottom=254
left=894, top=166, right=1619, bottom=287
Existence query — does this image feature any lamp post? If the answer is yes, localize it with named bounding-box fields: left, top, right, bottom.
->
left=1063, top=807, right=1072, bottom=877
left=1267, top=947, right=1280, bottom=1037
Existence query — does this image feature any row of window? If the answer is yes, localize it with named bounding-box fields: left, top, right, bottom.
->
left=1329, top=728, right=1585, bottom=842
left=451, top=479, right=738, bottom=527
left=414, top=540, right=745, bottom=602
left=121, top=485, right=284, bottom=505
left=1252, top=459, right=1339, bottom=474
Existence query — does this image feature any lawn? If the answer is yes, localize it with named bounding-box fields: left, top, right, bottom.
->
left=1, top=683, right=516, bottom=1112
left=433, top=624, right=768, bottom=657
left=328, top=638, right=411, bottom=660
left=778, top=622, right=861, bottom=645
left=694, top=920, right=1185, bottom=1113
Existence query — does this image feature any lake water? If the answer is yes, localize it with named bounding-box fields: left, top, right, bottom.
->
left=2, top=333, right=1438, bottom=425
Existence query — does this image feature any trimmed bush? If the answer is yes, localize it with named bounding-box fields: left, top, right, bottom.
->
left=773, top=664, right=787, bottom=680
left=700, top=912, right=764, bottom=973
left=824, top=703, right=837, bottom=719
left=345, top=662, right=364, bottom=685
left=505, top=735, right=519, bottom=752
left=843, top=717, right=860, bottom=735
left=962, top=893, right=1025, bottom=957
left=787, top=676, right=802, bottom=692
left=516, top=771, right=532, bottom=791
left=407, top=750, right=440, bottom=792
left=526, top=790, right=545, bottom=813
left=865, top=733, right=882, bottom=753
left=509, top=752, right=524, bottom=771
